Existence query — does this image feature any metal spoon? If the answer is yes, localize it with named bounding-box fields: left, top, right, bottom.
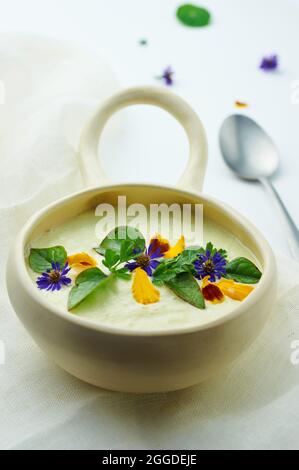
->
left=219, top=114, right=299, bottom=260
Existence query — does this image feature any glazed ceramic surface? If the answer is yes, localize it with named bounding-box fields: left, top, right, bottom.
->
left=6, top=87, right=277, bottom=392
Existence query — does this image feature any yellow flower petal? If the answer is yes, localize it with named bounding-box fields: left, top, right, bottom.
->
left=132, top=267, right=160, bottom=304
left=67, top=252, right=97, bottom=271
left=164, top=235, right=185, bottom=259
left=234, top=100, right=249, bottom=108
left=216, top=279, right=254, bottom=301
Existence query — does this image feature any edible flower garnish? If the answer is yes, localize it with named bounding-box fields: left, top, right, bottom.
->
left=259, top=54, right=278, bottom=71
left=132, top=267, right=160, bottom=305
left=193, top=243, right=227, bottom=282
left=125, top=235, right=169, bottom=276
left=36, top=262, right=71, bottom=291
left=216, top=278, right=254, bottom=301
left=157, top=66, right=174, bottom=86
left=201, top=276, right=224, bottom=303
left=67, top=252, right=97, bottom=271
left=30, top=236, right=261, bottom=310
left=235, top=100, right=249, bottom=109
left=202, top=276, right=254, bottom=303
left=164, top=235, right=185, bottom=258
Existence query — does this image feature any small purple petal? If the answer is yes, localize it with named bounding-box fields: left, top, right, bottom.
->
left=260, top=55, right=278, bottom=71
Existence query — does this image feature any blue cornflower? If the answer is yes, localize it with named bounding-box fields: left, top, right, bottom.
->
left=125, top=237, right=169, bottom=276
left=36, top=262, right=71, bottom=291
left=260, top=55, right=278, bottom=71
left=157, top=66, right=174, bottom=86
left=193, top=248, right=227, bottom=282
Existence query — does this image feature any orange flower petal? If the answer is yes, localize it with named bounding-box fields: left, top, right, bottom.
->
left=202, top=277, right=224, bottom=303
left=67, top=252, right=97, bottom=270
left=164, top=235, right=185, bottom=259
left=234, top=100, right=249, bottom=108
left=132, top=267, right=160, bottom=304
left=216, top=279, right=254, bottom=301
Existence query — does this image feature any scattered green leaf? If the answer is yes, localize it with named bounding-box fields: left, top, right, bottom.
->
left=224, top=257, right=262, bottom=284
left=176, top=4, right=211, bottom=28
left=165, top=272, right=205, bottom=309
left=29, top=246, right=67, bottom=273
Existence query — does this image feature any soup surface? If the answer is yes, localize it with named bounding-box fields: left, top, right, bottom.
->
left=27, top=209, right=260, bottom=331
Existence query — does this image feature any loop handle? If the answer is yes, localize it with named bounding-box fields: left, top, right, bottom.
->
left=79, top=86, right=208, bottom=193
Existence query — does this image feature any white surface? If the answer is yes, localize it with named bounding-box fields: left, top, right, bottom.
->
left=1, top=0, right=299, bottom=450
left=0, top=0, right=298, bottom=255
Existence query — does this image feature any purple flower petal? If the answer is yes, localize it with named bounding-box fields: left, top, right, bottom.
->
left=260, top=55, right=278, bottom=71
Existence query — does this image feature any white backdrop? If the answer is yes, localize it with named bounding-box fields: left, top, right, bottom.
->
left=1, top=0, right=299, bottom=450
left=0, top=0, right=298, bottom=255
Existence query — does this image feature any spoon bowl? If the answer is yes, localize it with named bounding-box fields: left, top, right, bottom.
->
left=219, top=114, right=279, bottom=180
left=219, top=113, right=299, bottom=260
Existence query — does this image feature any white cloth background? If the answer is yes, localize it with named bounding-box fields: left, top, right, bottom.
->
left=1, top=34, right=299, bottom=450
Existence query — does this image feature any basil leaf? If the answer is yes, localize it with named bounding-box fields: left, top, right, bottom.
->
left=204, top=242, right=227, bottom=259
left=224, top=257, right=262, bottom=284
left=114, top=268, right=131, bottom=280
left=95, top=226, right=145, bottom=261
left=152, top=249, right=198, bottom=284
left=176, top=4, right=211, bottom=28
left=68, top=267, right=108, bottom=310
left=165, top=272, right=205, bottom=309
left=29, top=246, right=67, bottom=273
left=102, top=249, right=120, bottom=269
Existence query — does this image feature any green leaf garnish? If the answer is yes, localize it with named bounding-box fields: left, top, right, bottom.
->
left=152, top=249, right=198, bottom=285
left=68, top=267, right=108, bottom=310
left=114, top=268, right=131, bottom=280
left=102, top=249, right=120, bottom=270
left=176, top=4, right=211, bottom=28
left=224, top=257, right=262, bottom=284
left=29, top=246, right=67, bottom=273
left=165, top=272, right=205, bottom=309
left=95, top=226, right=145, bottom=259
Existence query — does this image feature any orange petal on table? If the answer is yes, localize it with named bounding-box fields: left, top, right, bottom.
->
left=67, top=252, right=97, bottom=270
left=201, top=276, right=224, bottom=303
left=234, top=100, right=249, bottom=108
left=164, top=235, right=185, bottom=259
left=149, top=234, right=170, bottom=255
left=216, top=279, right=254, bottom=301
left=132, top=267, right=160, bottom=305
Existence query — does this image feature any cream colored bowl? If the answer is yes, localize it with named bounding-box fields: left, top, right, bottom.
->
left=6, top=87, right=277, bottom=393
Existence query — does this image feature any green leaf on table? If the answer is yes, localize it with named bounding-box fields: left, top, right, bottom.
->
left=224, top=257, right=262, bottom=284
left=165, top=272, right=205, bottom=309
left=29, top=246, right=67, bottom=273
left=176, top=4, right=211, bottom=28
left=68, top=267, right=108, bottom=310
left=94, top=226, right=145, bottom=261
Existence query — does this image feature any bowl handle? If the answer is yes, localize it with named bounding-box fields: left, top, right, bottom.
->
left=79, top=86, right=208, bottom=193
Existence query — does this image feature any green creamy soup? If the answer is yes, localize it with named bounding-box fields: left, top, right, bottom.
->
left=27, top=209, right=260, bottom=331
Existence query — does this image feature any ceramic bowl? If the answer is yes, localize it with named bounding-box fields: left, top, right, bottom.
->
left=6, top=87, right=277, bottom=393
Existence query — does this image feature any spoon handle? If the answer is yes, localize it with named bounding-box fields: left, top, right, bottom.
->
left=260, top=177, right=299, bottom=261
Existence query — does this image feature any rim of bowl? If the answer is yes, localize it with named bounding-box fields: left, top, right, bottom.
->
left=13, top=182, right=276, bottom=338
